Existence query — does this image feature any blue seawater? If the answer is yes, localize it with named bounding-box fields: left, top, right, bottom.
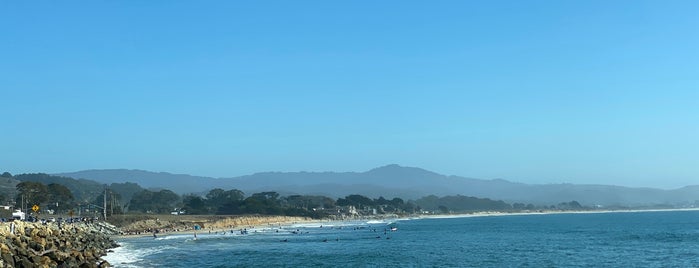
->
left=104, top=210, right=699, bottom=267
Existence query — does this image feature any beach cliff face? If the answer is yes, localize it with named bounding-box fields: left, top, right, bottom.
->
left=0, top=221, right=118, bottom=268
left=120, top=215, right=312, bottom=235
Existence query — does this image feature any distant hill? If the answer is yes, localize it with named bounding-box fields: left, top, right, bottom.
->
left=55, top=169, right=228, bottom=195
left=0, top=176, right=20, bottom=203
left=14, top=173, right=106, bottom=202
left=57, top=165, right=699, bottom=207
left=12, top=174, right=147, bottom=206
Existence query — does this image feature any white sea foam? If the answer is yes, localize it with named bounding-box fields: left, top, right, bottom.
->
left=103, top=240, right=176, bottom=268
left=154, top=234, right=191, bottom=240
left=288, top=222, right=326, bottom=228
left=103, top=243, right=150, bottom=268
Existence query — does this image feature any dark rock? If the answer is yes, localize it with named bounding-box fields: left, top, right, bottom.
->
left=1, top=221, right=117, bottom=268
left=2, top=252, right=14, bottom=266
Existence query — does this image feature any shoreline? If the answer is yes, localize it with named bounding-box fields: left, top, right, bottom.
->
left=413, top=207, right=699, bottom=220
left=110, top=207, right=699, bottom=240
left=104, top=208, right=699, bottom=265
left=111, top=215, right=320, bottom=240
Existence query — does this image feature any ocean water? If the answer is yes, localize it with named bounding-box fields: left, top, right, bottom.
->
left=104, top=210, right=699, bottom=267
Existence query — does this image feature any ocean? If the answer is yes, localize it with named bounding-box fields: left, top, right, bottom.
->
left=104, top=210, right=699, bottom=267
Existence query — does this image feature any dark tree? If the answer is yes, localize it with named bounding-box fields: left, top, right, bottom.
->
left=108, top=182, right=145, bottom=204
left=206, top=188, right=245, bottom=213
left=183, top=194, right=208, bottom=215
left=128, top=189, right=180, bottom=213
left=336, top=194, right=374, bottom=209
left=47, top=183, right=74, bottom=212
left=16, top=181, right=49, bottom=207
left=390, top=197, right=405, bottom=207
left=375, top=196, right=389, bottom=205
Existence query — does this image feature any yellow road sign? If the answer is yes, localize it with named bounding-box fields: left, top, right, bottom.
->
left=32, top=205, right=39, bottom=212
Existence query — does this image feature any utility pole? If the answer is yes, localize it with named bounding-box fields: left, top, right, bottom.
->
left=103, top=187, right=107, bottom=220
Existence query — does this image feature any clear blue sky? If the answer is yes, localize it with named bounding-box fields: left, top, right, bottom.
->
left=1, top=1, right=697, bottom=188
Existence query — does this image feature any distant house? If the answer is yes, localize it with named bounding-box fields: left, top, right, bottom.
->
left=170, top=209, right=186, bottom=215
left=348, top=205, right=358, bottom=216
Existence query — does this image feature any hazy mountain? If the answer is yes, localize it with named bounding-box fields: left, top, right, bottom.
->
left=56, top=165, right=699, bottom=207
left=0, top=176, right=20, bottom=202
left=55, top=169, right=221, bottom=194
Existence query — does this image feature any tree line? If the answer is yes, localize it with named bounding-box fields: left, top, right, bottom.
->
left=4, top=172, right=591, bottom=220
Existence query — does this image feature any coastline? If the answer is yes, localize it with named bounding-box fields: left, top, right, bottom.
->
left=110, top=207, right=699, bottom=240
left=413, top=207, right=699, bottom=220
left=111, top=215, right=320, bottom=239
left=103, top=208, right=699, bottom=266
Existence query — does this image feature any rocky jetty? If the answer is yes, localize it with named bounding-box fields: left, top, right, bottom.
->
left=0, top=221, right=118, bottom=268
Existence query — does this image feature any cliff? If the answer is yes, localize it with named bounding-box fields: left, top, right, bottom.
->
left=118, top=215, right=312, bottom=235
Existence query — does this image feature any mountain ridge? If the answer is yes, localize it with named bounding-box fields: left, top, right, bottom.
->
left=55, top=165, right=699, bottom=207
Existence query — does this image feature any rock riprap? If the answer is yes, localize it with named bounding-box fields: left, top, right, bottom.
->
left=0, top=221, right=118, bottom=268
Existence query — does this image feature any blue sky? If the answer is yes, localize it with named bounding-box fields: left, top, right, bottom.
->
left=1, top=1, right=697, bottom=188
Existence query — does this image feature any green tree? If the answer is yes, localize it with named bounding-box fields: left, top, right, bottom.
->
left=375, top=196, right=389, bottom=205
left=241, top=192, right=282, bottom=214
left=284, top=195, right=335, bottom=210
left=129, top=189, right=180, bottom=213
left=16, top=181, right=49, bottom=208
left=47, top=183, right=75, bottom=212
left=1, top=172, right=12, bottom=178
left=108, top=182, right=145, bottom=205
left=153, top=190, right=180, bottom=213
left=205, top=188, right=226, bottom=205
left=14, top=173, right=103, bottom=203
left=390, top=197, right=405, bottom=207
left=206, top=188, right=245, bottom=213
left=215, top=189, right=245, bottom=215
left=182, top=194, right=208, bottom=215
left=415, top=194, right=511, bottom=212
left=337, top=194, right=374, bottom=209
left=128, top=190, right=154, bottom=213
